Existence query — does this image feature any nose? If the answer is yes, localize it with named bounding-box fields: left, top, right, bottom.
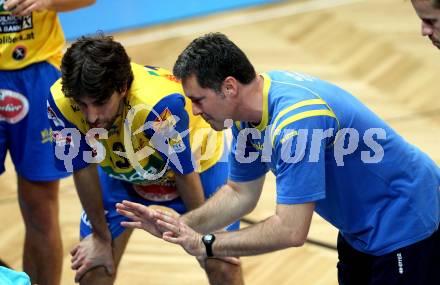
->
left=192, top=102, right=203, bottom=116
left=84, top=106, right=99, bottom=124
left=422, top=21, right=433, bottom=36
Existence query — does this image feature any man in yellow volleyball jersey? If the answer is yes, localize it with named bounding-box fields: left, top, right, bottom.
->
left=47, top=35, right=243, bottom=285
left=411, top=0, right=440, bottom=49
left=0, top=1, right=94, bottom=284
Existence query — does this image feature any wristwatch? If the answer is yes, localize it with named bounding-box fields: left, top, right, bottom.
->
left=201, top=234, right=216, bottom=257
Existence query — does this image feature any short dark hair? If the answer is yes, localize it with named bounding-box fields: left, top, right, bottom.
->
left=61, top=34, right=133, bottom=102
left=173, top=32, right=256, bottom=92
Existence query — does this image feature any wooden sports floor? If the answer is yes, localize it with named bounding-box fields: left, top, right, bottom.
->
left=0, top=0, right=439, bottom=284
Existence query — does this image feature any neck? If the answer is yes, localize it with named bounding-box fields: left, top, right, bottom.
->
left=236, top=74, right=264, bottom=124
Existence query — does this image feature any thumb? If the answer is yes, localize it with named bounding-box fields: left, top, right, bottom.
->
left=105, top=261, right=115, bottom=276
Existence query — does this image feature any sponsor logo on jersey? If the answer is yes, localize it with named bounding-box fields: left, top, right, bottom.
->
left=70, top=103, right=80, bottom=112
left=152, top=108, right=176, bottom=132
left=162, top=74, right=180, bottom=83
left=169, top=134, right=185, bottom=153
left=0, top=14, right=33, bottom=33
left=12, top=45, right=26, bottom=60
left=41, top=128, right=52, bottom=144
left=0, top=89, right=29, bottom=123
left=133, top=184, right=179, bottom=202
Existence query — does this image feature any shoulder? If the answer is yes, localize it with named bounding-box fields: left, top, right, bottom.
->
left=128, top=63, right=185, bottom=107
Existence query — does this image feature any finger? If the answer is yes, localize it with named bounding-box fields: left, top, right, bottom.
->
left=15, top=2, right=36, bottom=16
left=70, top=244, right=80, bottom=256
left=213, top=256, right=241, bottom=266
left=156, top=219, right=179, bottom=235
left=196, top=256, right=206, bottom=269
left=71, top=255, right=84, bottom=270
left=9, top=0, right=31, bottom=15
left=3, top=0, right=19, bottom=10
left=118, top=207, right=143, bottom=219
left=115, top=202, right=132, bottom=211
left=75, top=263, right=92, bottom=283
left=74, top=269, right=82, bottom=283
left=162, top=231, right=181, bottom=244
left=155, top=211, right=179, bottom=225
left=122, top=200, right=156, bottom=218
left=120, top=221, right=143, bottom=229
left=121, top=200, right=149, bottom=212
left=156, top=209, right=178, bottom=219
left=105, top=262, right=115, bottom=276
left=115, top=202, right=128, bottom=211
left=70, top=249, right=81, bottom=264
left=116, top=208, right=140, bottom=220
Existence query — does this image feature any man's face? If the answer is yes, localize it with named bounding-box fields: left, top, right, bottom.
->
left=76, top=91, right=125, bottom=130
left=182, top=75, right=232, bottom=131
left=412, top=0, right=440, bottom=49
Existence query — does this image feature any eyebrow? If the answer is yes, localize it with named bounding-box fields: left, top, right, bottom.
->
left=76, top=98, right=105, bottom=105
left=186, top=95, right=204, bottom=101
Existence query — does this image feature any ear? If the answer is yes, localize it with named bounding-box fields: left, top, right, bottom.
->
left=120, top=86, right=128, bottom=98
left=221, top=76, right=238, bottom=97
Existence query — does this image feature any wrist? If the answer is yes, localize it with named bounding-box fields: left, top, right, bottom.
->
left=180, top=214, right=192, bottom=228
left=92, top=230, right=112, bottom=243
left=45, top=0, right=56, bottom=10
left=201, top=233, right=216, bottom=257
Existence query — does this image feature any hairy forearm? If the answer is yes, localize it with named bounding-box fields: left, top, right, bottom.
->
left=73, top=165, right=111, bottom=241
left=182, top=182, right=254, bottom=234
left=212, top=214, right=307, bottom=257
left=46, top=0, right=95, bottom=11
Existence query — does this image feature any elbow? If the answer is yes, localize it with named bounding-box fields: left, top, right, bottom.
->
left=287, top=236, right=307, bottom=248
left=286, top=231, right=308, bottom=248
left=242, top=201, right=257, bottom=216
left=294, top=235, right=308, bottom=247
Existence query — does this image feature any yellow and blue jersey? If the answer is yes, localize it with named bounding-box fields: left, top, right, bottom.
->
left=48, top=63, right=224, bottom=190
left=0, top=7, right=64, bottom=69
left=229, top=70, right=440, bottom=255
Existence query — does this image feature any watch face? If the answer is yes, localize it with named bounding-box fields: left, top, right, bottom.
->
left=203, top=234, right=214, bottom=243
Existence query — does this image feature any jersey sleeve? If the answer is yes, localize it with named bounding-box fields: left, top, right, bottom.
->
left=228, top=123, right=269, bottom=182
left=47, top=95, right=92, bottom=172
left=271, top=104, right=337, bottom=204
left=144, top=93, right=194, bottom=175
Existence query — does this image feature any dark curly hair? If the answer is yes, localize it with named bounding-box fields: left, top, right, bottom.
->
left=61, top=34, right=134, bottom=102
left=173, top=32, right=256, bottom=93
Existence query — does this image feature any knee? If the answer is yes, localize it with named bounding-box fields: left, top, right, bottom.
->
left=79, top=266, right=115, bottom=285
left=19, top=179, right=59, bottom=210
left=205, top=258, right=244, bottom=285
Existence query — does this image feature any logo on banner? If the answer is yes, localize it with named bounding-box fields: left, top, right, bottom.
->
left=0, top=89, right=29, bottom=123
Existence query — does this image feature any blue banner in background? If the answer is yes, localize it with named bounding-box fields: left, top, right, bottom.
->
left=59, top=0, right=280, bottom=41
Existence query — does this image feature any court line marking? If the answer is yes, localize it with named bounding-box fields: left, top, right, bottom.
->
left=120, top=0, right=364, bottom=47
